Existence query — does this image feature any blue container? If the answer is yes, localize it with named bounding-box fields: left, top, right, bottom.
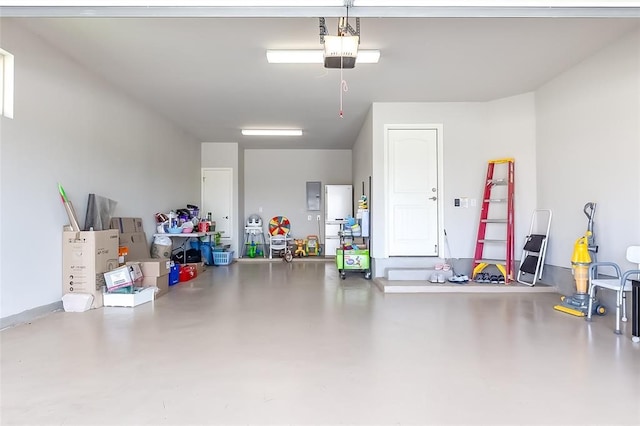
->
left=190, top=240, right=215, bottom=265
left=201, top=242, right=214, bottom=265
left=169, top=262, right=180, bottom=286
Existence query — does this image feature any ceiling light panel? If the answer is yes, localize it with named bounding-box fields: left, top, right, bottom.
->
left=353, top=0, right=640, bottom=5
left=1, top=0, right=347, bottom=5
left=241, top=129, right=303, bottom=136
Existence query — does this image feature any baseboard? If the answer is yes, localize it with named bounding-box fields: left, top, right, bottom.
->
left=1, top=301, right=63, bottom=330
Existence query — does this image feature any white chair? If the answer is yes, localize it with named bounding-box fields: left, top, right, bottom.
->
left=587, top=246, right=640, bottom=335
left=269, top=234, right=289, bottom=259
left=268, top=215, right=292, bottom=259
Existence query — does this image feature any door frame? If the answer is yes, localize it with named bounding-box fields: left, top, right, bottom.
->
left=383, top=124, right=444, bottom=258
left=201, top=167, right=234, bottom=245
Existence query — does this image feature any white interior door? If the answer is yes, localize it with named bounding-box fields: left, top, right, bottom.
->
left=202, top=168, right=233, bottom=243
left=387, top=128, right=440, bottom=256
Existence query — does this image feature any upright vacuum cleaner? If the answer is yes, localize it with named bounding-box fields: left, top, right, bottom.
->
left=554, top=203, right=606, bottom=317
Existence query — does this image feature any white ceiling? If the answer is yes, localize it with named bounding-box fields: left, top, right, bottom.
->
left=8, top=10, right=640, bottom=149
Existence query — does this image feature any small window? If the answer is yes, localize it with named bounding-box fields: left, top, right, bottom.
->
left=0, top=48, right=14, bottom=119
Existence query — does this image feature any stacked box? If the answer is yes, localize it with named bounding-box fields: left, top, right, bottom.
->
left=110, top=217, right=150, bottom=261
left=103, top=263, right=143, bottom=292
left=128, top=258, right=171, bottom=297
left=109, top=217, right=144, bottom=233
left=62, top=230, right=119, bottom=309
left=103, top=287, right=155, bottom=308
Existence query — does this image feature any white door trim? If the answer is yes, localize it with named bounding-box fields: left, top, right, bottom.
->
left=383, top=124, right=444, bottom=258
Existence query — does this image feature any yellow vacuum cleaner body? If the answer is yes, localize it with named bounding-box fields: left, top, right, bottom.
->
left=554, top=231, right=595, bottom=316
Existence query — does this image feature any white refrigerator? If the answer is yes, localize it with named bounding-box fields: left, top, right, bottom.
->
left=324, top=184, right=353, bottom=257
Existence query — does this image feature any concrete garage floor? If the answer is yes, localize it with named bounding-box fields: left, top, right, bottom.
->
left=1, top=261, right=639, bottom=425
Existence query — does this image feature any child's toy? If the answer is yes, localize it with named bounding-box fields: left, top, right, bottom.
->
left=269, top=216, right=291, bottom=236
left=268, top=216, right=292, bottom=262
left=358, top=195, right=368, bottom=210
left=306, top=235, right=319, bottom=256
left=294, top=239, right=306, bottom=257
left=247, top=241, right=257, bottom=258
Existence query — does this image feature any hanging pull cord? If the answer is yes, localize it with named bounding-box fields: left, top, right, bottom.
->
left=339, top=66, right=348, bottom=118
left=338, top=33, right=349, bottom=118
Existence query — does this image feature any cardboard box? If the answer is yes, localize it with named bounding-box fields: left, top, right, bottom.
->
left=119, top=232, right=150, bottom=261
left=103, top=263, right=143, bottom=291
left=110, top=217, right=144, bottom=234
left=141, top=274, right=169, bottom=298
left=62, top=229, right=120, bottom=309
left=103, top=287, right=155, bottom=307
left=129, top=258, right=171, bottom=277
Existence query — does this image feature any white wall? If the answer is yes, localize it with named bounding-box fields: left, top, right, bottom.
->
left=353, top=107, right=374, bottom=197
left=201, top=142, right=239, bottom=255
left=0, top=21, right=201, bottom=320
left=485, top=92, right=538, bottom=257
left=352, top=107, right=374, bottom=252
left=370, top=95, right=537, bottom=264
left=536, top=28, right=640, bottom=268
left=244, top=149, right=352, bottom=242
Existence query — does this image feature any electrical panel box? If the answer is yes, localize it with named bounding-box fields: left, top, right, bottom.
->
left=306, top=181, right=321, bottom=211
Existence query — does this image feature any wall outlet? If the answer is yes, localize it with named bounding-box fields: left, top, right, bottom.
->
left=454, top=198, right=460, bottom=207
left=316, top=215, right=321, bottom=221
left=307, top=215, right=312, bottom=221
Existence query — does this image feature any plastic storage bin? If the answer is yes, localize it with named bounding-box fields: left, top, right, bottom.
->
left=201, top=242, right=214, bottom=265
left=213, top=250, right=234, bottom=266
left=169, top=262, right=180, bottom=286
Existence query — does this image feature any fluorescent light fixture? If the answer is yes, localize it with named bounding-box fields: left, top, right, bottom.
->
left=1, top=0, right=347, bottom=6
left=353, top=1, right=640, bottom=6
left=241, top=129, right=303, bottom=136
left=267, top=49, right=380, bottom=64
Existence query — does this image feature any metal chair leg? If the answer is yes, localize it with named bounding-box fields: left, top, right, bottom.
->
left=621, top=291, right=628, bottom=322
left=615, top=297, right=622, bottom=335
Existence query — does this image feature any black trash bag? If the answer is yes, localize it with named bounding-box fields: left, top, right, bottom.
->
left=172, top=248, right=202, bottom=264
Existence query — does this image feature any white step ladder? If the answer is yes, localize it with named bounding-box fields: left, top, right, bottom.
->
left=517, top=209, right=552, bottom=286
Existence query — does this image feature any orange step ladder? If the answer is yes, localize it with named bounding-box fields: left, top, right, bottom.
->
left=472, top=158, right=515, bottom=283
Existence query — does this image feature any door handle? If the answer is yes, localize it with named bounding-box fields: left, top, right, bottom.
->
left=429, top=196, right=437, bottom=201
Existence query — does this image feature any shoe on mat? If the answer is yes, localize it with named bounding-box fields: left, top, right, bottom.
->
left=490, top=275, right=500, bottom=284
left=448, top=274, right=469, bottom=283
left=442, top=263, right=451, bottom=271
left=430, top=273, right=439, bottom=283
left=437, top=273, right=446, bottom=283
left=435, top=263, right=443, bottom=271
left=498, top=275, right=505, bottom=284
